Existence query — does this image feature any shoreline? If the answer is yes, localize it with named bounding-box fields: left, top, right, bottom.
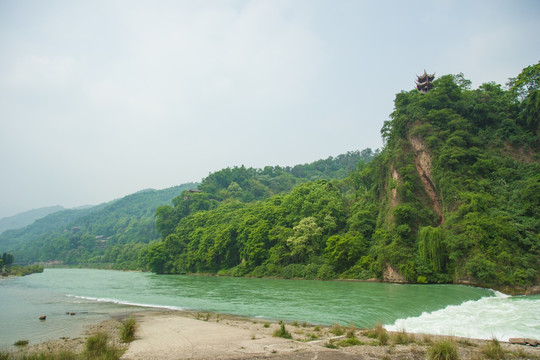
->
left=13, top=308, right=540, bottom=360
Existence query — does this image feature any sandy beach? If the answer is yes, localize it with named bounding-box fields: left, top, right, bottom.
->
left=19, top=309, right=539, bottom=360
left=118, top=310, right=540, bottom=360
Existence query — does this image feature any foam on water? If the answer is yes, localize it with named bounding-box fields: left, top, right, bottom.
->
left=385, top=291, right=540, bottom=341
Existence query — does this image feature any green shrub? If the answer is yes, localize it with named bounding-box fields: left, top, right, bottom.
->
left=13, top=340, right=29, bottom=347
left=316, top=264, right=337, bottom=280
left=119, top=316, right=137, bottom=343
left=273, top=322, right=292, bottom=339
left=324, top=339, right=338, bottom=349
left=330, top=323, right=344, bottom=336
left=427, top=340, right=458, bottom=360
left=338, top=337, right=363, bottom=347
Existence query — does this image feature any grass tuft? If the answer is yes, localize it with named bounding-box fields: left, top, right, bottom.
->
left=329, top=323, right=344, bottom=336
left=365, top=323, right=388, bottom=345
left=13, top=340, right=29, bottom=347
left=481, top=338, right=504, bottom=359
left=427, top=339, right=458, bottom=360
left=392, top=329, right=415, bottom=345
left=119, top=316, right=137, bottom=343
left=85, top=332, right=109, bottom=356
left=273, top=321, right=292, bottom=339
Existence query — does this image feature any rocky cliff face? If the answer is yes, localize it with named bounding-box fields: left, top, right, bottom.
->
left=407, top=135, right=444, bottom=225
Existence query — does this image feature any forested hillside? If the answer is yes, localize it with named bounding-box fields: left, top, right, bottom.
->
left=1, top=150, right=373, bottom=270
left=145, top=62, right=539, bottom=294
left=1, top=184, right=197, bottom=267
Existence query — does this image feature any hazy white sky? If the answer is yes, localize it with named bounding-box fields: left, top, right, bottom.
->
left=1, top=0, right=539, bottom=218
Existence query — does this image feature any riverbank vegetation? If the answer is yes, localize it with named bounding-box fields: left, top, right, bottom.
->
left=0, top=253, right=43, bottom=277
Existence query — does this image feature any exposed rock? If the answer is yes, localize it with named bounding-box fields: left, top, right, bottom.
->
left=510, top=338, right=540, bottom=346
left=39, top=315, right=46, bottom=321
left=383, top=264, right=407, bottom=283
left=408, top=134, right=444, bottom=224
left=525, top=284, right=540, bottom=296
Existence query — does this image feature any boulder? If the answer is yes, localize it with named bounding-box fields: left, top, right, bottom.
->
left=509, top=338, right=539, bottom=346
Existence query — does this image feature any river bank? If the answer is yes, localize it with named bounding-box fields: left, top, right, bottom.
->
left=8, top=309, right=540, bottom=360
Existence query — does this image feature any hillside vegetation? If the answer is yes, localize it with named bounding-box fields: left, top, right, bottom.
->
left=1, top=184, right=197, bottom=268
left=1, top=150, right=373, bottom=270
left=146, top=63, right=539, bottom=293
left=3, top=62, right=538, bottom=293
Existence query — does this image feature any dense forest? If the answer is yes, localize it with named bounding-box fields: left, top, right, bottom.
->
left=145, top=62, right=539, bottom=294
left=0, top=150, right=374, bottom=269
left=2, top=62, right=538, bottom=294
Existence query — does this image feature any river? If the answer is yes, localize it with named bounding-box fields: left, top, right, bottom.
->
left=0, top=268, right=538, bottom=347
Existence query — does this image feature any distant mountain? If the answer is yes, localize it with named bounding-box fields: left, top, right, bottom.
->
left=0, top=206, right=65, bottom=235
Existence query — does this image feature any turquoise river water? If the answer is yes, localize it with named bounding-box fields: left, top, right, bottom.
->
left=1, top=268, right=538, bottom=347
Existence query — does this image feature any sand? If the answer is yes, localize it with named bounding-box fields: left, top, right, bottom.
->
left=119, top=311, right=540, bottom=360
left=18, top=309, right=540, bottom=360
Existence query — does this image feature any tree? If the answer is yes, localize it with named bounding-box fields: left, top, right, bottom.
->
left=325, top=233, right=366, bottom=272
left=418, top=227, right=446, bottom=272
left=508, top=61, right=540, bottom=101
left=2, top=252, right=14, bottom=267
left=286, top=217, right=323, bottom=263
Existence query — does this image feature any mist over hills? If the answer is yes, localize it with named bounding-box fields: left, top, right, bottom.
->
left=0, top=206, right=65, bottom=235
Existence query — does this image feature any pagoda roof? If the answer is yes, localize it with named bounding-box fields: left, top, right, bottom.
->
left=417, top=70, right=435, bottom=83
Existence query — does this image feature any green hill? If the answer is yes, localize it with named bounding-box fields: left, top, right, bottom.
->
left=1, top=184, right=198, bottom=267
left=145, top=62, right=539, bottom=294
left=1, top=150, right=375, bottom=270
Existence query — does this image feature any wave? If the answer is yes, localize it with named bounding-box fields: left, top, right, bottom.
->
left=66, top=294, right=186, bottom=311
left=385, top=291, right=540, bottom=341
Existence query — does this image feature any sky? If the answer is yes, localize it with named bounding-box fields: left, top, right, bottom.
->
left=0, top=0, right=539, bottom=218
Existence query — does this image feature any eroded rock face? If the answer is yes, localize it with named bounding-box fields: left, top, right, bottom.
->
left=383, top=264, right=407, bottom=283
left=408, top=135, right=444, bottom=225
